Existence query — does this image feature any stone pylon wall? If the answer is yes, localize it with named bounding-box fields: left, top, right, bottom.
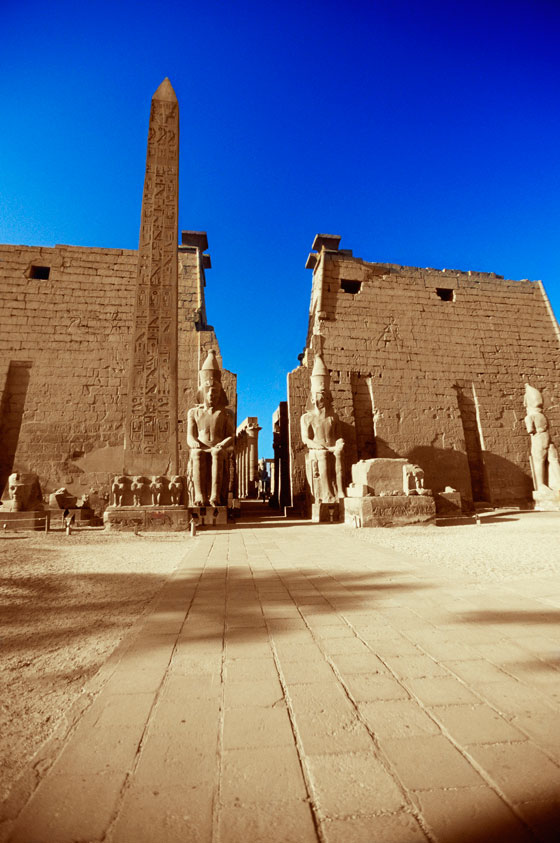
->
left=288, top=241, right=560, bottom=512
left=0, top=242, right=234, bottom=499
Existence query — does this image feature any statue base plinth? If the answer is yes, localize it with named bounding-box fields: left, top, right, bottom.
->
left=189, top=505, right=228, bottom=528
left=50, top=506, right=98, bottom=524
left=104, top=506, right=190, bottom=532
left=344, top=495, right=435, bottom=527
left=533, top=489, right=560, bottom=511
left=311, top=502, right=343, bottom=523
left=0, top=510, right=49, bottom=531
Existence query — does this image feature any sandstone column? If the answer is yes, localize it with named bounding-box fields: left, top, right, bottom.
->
left=236, top=417, right=261, bottom=498
left=124, top=78, right=179, bottom=475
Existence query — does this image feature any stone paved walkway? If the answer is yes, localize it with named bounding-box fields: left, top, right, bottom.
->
left=4, top=515, right=560, bottom=842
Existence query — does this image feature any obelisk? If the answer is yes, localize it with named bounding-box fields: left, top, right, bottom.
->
left=124, top=78, right=179, bottom=475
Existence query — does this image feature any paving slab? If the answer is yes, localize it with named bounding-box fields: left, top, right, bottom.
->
left=2, top=515, right=560, bottom=842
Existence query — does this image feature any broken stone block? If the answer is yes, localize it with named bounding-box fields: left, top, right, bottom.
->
left=345, top=483, right=369, bottom=498
left=532, top=488, right=560, bottom=511
left=436, top=490, right=463, bottom=515
left=351, top=458, right=428, bottom=497
left=49, top=488, right=78, bottom=510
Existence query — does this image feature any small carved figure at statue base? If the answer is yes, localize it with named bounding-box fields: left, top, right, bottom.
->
left=131, top=476, right=149, bottom=507
left=524, top=383, right=560, bottom=509
left=112, top=476, right=129, bottom=507
left=169, top=475, right=184, bottom=506
left=187, top=350, right=234, bottom=507
left=150, top=475, right=168, bottom=506
left=105, top=474, right=188, bottom=528
left=300, top=355, right=345, bottom=508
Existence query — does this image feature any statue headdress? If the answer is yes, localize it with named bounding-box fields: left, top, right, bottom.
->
left=524, top=383, right=543, bottom=411
left=198, top=349, right=228, bottom=407
left=199, top=349, right=222, bottom=387
left=310, top=354, right=330, bottom=392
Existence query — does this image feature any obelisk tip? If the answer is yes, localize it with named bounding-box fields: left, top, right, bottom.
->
left=153, top=77, right=177, bottom=102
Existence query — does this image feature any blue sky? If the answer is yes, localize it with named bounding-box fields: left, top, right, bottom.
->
left=2, top=0, right=559, bottom=456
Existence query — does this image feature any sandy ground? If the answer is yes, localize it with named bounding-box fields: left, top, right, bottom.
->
left=0, top=528, right=190, bottom=803
left=348, top=509, right=560, bottom=583
left=1, top=511, right=558, bottom=811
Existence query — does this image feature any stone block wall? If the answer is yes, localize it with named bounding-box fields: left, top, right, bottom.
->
left=288, top=243, right=560, bottom=512
left=0, top=241, right=234, bottom=499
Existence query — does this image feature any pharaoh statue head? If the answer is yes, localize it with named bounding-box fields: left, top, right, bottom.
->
left=7, top=472, right=43, bottom=511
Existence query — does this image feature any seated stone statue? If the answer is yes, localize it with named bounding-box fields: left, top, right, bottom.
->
left=524, top=383, right=559, bottom=492
left=187, top=350, right=235, bottom=507
left=300, top=355, right=345, bottom=504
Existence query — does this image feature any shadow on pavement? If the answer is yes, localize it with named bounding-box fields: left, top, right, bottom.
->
left=0, top=566, right=432, bottom=656
left=458, top=609, right=560, bottom=625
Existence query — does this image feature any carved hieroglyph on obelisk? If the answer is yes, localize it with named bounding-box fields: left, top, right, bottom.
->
left=124, top=78, right=179, bottom=475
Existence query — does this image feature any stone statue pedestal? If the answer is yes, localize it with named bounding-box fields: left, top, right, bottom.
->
left=311, top=502, right=343, bottom=523
left=0, top=510, right=49, bottom=532
left=104, top=506, right=190, bottom=532
left=533, top=489, right=560, bottom=512
left=189, top=505, right=228, bottom=528
left=344, top=495, right=435, bottom=528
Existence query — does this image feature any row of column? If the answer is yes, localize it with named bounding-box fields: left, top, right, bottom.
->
left=235, top=417, right=261, bottom=499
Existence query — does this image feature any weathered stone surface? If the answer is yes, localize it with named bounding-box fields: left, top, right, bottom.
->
left=351, top=457, right=427, bottom=496
left=288, top=235, right=560, bottom=513
left=344, top=494, right=435, bottom=527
